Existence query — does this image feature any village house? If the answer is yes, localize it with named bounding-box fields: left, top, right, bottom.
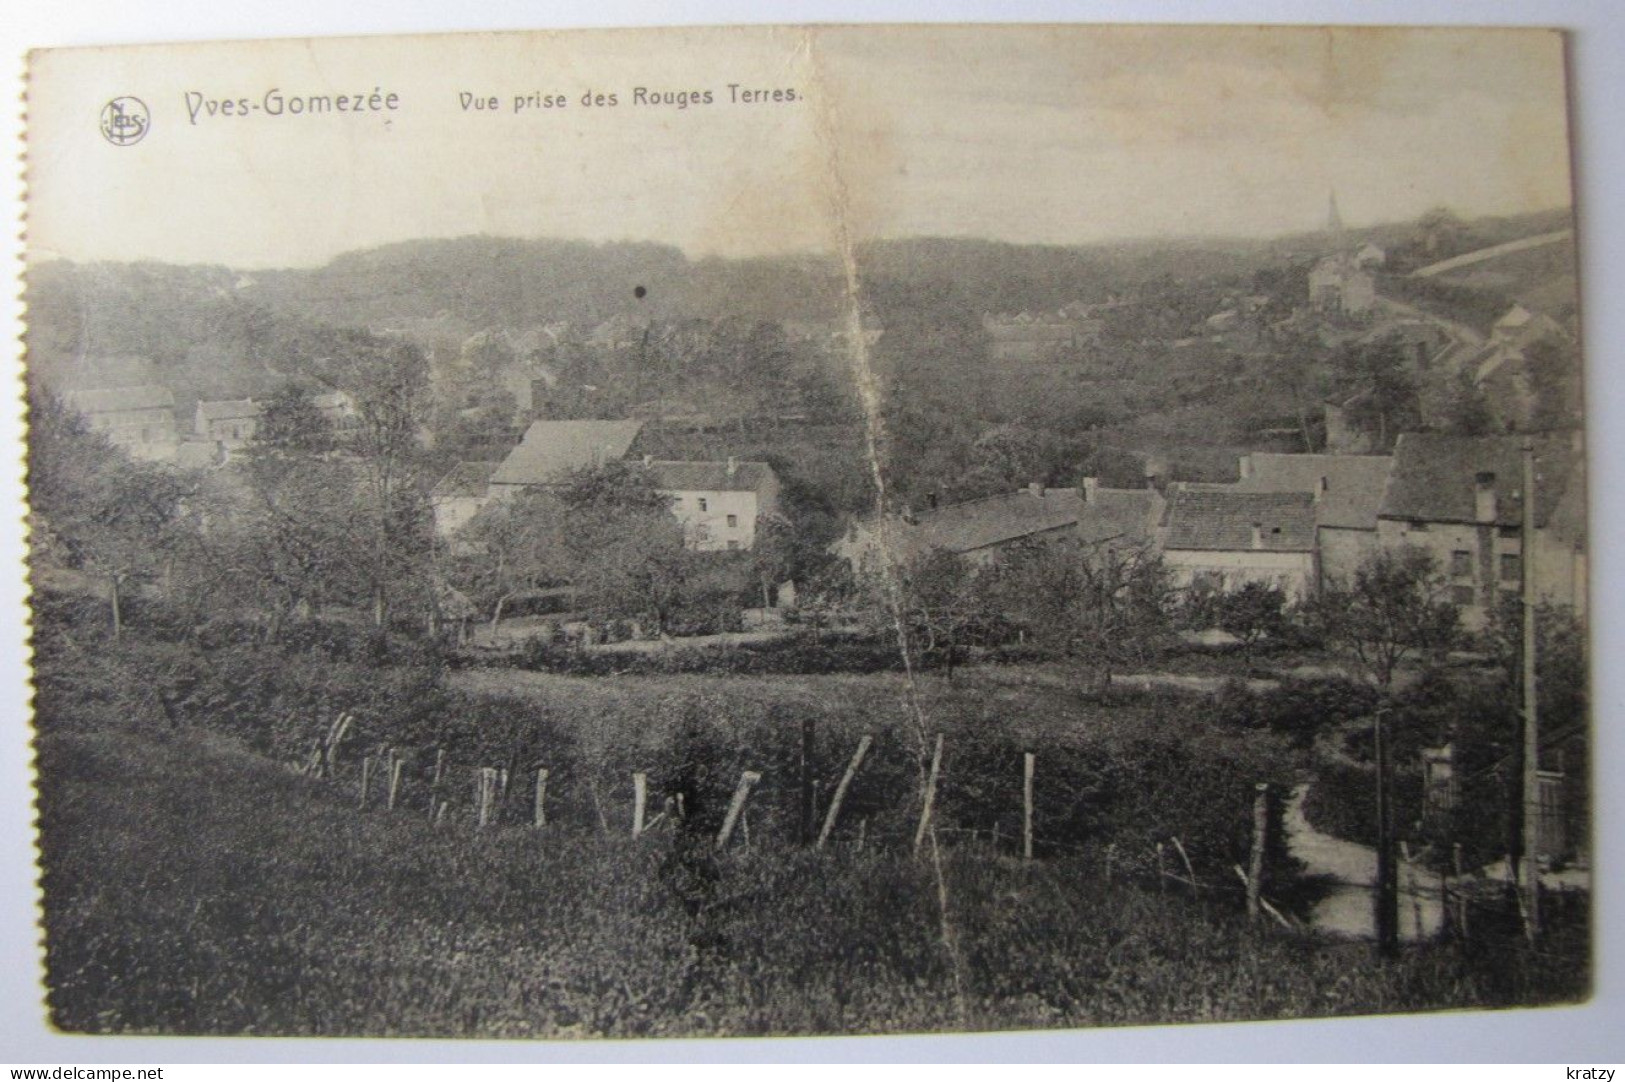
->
left=1460, top=303, right=1576, bottom=430
left=1376, top=432, right=1585, bottom=629
left=194, top=398, right=263, bottom=447
left=832, top=480, right=1164, bottom=575
left=982, top=311, right=1095, bottom=362
left=486, top=418, right=647, bottom=499
left=65, top=385, right=179, bottom=461
left=1158, top=485, right=1320, bottom=601
left=430, top=461, right=501, bottom=540
left=641, top=457, right=782, bottom=552
left=1232, top=452, right=1394, bottom=586
left=1308, top=253, right=1376, bottom=318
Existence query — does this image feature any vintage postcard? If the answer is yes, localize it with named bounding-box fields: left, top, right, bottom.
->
left=23, top=24, right=1589, bottom=1039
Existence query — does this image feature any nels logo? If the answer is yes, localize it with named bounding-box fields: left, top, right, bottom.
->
left=99, top=96, right=150, bottom=146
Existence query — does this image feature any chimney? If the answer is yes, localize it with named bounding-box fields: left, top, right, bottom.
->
left=1474, top=471, right=1497, bottom=524
left=1238, top=454, right=1253, bottom=480
left=727, top=456, right=738, bottom=477
left=1250, top=522, right=1264, bottom=550
left=1315, top=474, right=1329, bottom=505
left=642, top=453, right=654, bottom=467
left=1028, top=482, right=1044, bottom=498
left=1081, top=476, right=1099, bottom=504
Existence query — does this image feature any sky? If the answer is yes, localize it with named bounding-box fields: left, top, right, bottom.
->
left=25, top=24, right=1574, bottom=268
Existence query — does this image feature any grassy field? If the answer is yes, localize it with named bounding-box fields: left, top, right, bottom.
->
left=35, top=657, right=1590, bottom=1038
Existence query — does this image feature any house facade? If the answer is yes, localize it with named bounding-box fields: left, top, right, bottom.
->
left=1158, top=485, right=1319, bottom=601
left=644, top=458, right=782, bottom=552
left=1308, top=254, right=1376, bottom=317
left=1233, top=452, right=1394, bottom=586
left=1376, top=433, right=1584, bottom=629
left=430, top=461, right=501, bottom=540
left=194, top=398, right=263, bottom=447
left=66, top=386, right=179, bottom=461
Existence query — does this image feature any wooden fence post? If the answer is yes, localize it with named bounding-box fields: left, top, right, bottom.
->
left=633, top=772, right=648, bottom=837
left=1156, top=842, right=1167, bottom=894
left=1023, top=751, right=1035, bottom=860
left=817, top=735, right=873, bottom=849
left=325, top=712, right=352, bottom=778
left=533, top=767, right=549, bottom=828
left=1170, top=836, right=1199, bottom=896
left=478, top=767, right=499, bottom=828
left=358, top=755, right=373, bottom=809
left=429, top=748, right=445, bottom=820
left=1247, top=782, right=1269, bottom=921
left=715, top=771, right=763, bottom=850
left=913, top=733, right=945, bottom=856
left=387, top=750, right=405, bottom=810
left=800, top=717, right=817, bottom=845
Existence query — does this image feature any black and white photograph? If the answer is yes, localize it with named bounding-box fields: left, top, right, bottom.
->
left=19, top=22, right=1595, bottom=1043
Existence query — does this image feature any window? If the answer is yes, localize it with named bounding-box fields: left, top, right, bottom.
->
left=1501, top=554, right=1521, bottom=582
left=1499, top=525, right=1520, bottom=540
left=727, top=514, right=738, bottom=528
left=697, top=498, right=708, bottom=512
left=1451, top=585, right=1475, bottom=606
left=1409, top=520, right=1429, bottom=533
left=1450, top=550, right=1472, bottom=578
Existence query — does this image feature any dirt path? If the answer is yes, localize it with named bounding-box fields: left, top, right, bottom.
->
left=1284, top=783, right=1444, bottom=941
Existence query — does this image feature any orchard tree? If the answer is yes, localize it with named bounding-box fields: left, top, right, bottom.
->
left=1307, top=547, right=1459, bottom=691
left=1215, top=581, right=1288, bottom=665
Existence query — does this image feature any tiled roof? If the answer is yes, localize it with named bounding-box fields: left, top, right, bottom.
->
left=644, top=460, right=776, bottom=493
left=909, top=487, right=1085, bottom=555
left=489, top=419, right=644, bottom=486
left=1379, top=433, right=1577, bottom=528
left=196, top=398, right=261, bottom=422
left=1162, top=486, right=1317, bottom=552
left=432, top=461, right=501, bottom=499
left=66, top=385, right=175, bottom=414
left=1076, top=488, right=1163, bottom=547
left=1236, top=453, right=1393, bottom=531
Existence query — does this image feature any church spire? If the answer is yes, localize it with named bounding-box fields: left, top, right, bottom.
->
left=1326, top=188, right=1345, bottom=236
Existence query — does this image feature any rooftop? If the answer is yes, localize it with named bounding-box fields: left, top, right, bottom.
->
left=66, top=385, right=175, bottom=414
left=489, top=419, right=645, bottom=487
left=1236, top=453, right=1393, bottom=531
left=1379, top=433, right=1579, bottom=529
left=196, top=398, right=262, bottom=422
left=643, top=459, right=777, bottom=493
left=1161, top=486, right=1318, bottom=552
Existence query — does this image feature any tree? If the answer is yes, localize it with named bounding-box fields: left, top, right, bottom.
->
left=1307, top=548, right=1459, bottom=691
left=28, top=391, right=192, bottom=639
left=1215, top=581, right=1287, bottom=665
left=458, top=487, right=569, bottom=632
left=554, top=463, right=693, bottom=635
left=255, top=383, right=333, bottom=454
left=751, top=511, right=796, bottom=609
left=894, top=548, right=982, bottom=679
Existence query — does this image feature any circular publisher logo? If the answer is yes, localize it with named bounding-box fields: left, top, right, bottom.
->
left=99, top=97, right=149, bottom=146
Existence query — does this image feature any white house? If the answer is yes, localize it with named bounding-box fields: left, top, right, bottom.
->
left=1159, top=485, right=1320, bottom=601
left=66, top=385, right=179, bottom=461
left=643, top=457, right=781, bottom=552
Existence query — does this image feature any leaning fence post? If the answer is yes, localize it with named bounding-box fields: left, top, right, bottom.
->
left=633, top=772, right=648, bottom=837
left=913, top=732, right=945, bottom=856
left=817, top=735, right=873, bottom=849
left=1170, top=835, right=1199, bottom=896
left=715, top=771, right=763, bottom=851
left=533, top=767, right=550, bottom=828
left=1247, top=782, right=1269, bottom=920
left=1023, top=751, right=1035, bottom=860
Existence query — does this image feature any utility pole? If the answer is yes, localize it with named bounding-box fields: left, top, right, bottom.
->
left=1374, top=704, right=1399, bottom=957
left=1520, top=439, right=1541, bottom=938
